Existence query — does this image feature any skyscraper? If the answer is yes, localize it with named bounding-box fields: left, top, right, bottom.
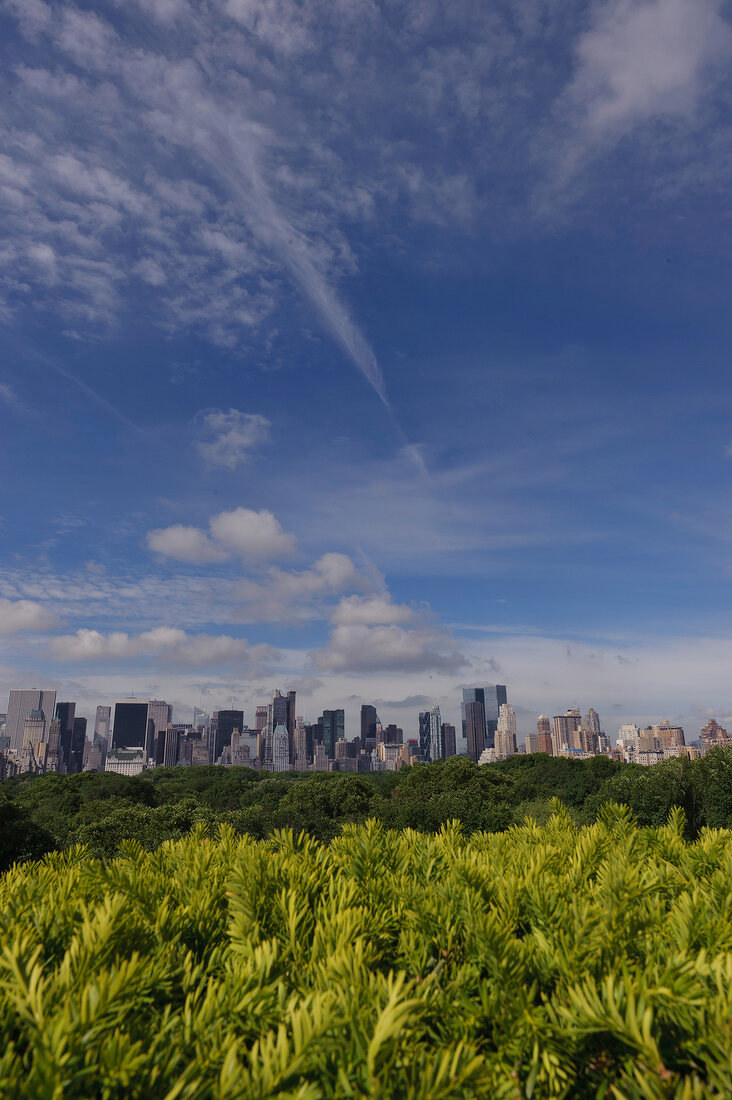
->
left=321, top=709, right=344, bottom=758
left=441, top=723, right=456, bottom=758
left=461, top=685, right=507, bottom=752
left=465, top=700, right=486, bottom=763
left=6, top=690, right=57, bottom=753
left=584, top=708, right=601, bottom=734
left=272, top=724, right=290, bottom=772
left=361, top=705, right=379, bottom=743
left=536, top=715, right=553, bottom=755
left=71, top=717, right=87, bottom=773
left=418, top=711, right=431, bottom=760
left=428, top=706, right=442, bottom=762
left=552, top=710, right=582, bottom=755
left=286, top=690, right=297, bottom=762
left=55, top=701, right=76, bottom=771
left=495, top=704, right=517, bottom=759
left=112, top=700, right=150, bottom=750
left=147, top=700, right=173, bottom=760
left=95, top=705, right=111, bottom=742
left=215, top=710, right=244, bottom=762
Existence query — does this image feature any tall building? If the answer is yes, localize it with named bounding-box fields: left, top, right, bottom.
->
left=465, top=700, right=486, bottom=763
left=552, top=710, right=582, bottom=755
left=461, top=685, right=507, bottom=752
left=321, top=710, right=344, bottom=758
left=192, top=706, right=209, bottom=730
left=95, top=705, right=111, bottom=742
left=147, top=700, right=173, bottom=760
left=428, top=706, right=442, bottom=762
left=418, top=711, right=431, bottom=760
left=255, top=706, right=268, bottom=732
left=495, top=703, right=517, bottom=759
left=55, top=701, right=76, bottom=771
left=536, top=715, right=553, bottom=755
left=71, top=717, right=87, bottom=773
left=163, top=725, right=179, bottom=767
left=215, top=710, right=244, bottom=762
left=6, top=690, right=57, bottom=753
left=442, top=723, right=456, bottom=758
left=584, top=708, right=601, bottom=734
left=361, top=705, right=379, bottom=743
left=286, top=691, right=297, bottom=762
left=112, top=700, right=150, bottom=750
left=22, top=709, right=46, bottom=751
left=701, top=719, right=728, bottom=753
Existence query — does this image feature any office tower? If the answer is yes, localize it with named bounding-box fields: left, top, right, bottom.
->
left=45, top=719, right=62, bottom=771
left=442, top=723, right=456, bottom=758
left=112, top=700, right=150, bottom=750
left=536, top=715, right=553, bottom=755
left=71, top=717, right=87, bottom=773
left=361, top=705, right=378, bottom=743
left=6, top=690, right=57, bottom=753
left=286, top=691, right=297, bottom=761
left=95, top=706, right=111, bottom=741
left=294, top=720, right=309, bottom=769
left=321, top=709, right=344, bottom=758
left=461, top=685, right=507, bottom=752
left=163, top=725, right=179, bottom=767
left=215, top=710, right=244, bottom=762
left=383, top=724, right=403, bottom=745
left=525, top=733, right=540, bottom=754
left=22, top=709, right=46, bottom=750
left=495, top=704, right=517, bottom=759
left=584, top=708, right=601, bottom=734
left=147, top=700, right=173, bottom=760
left=552, top=710, right=582, bottom=755
left=255, top=706, right=268, bottom=732
left=465, top=700, right=486, bottom=763
left=418, top=711, right=431, bottom=760
left=192, top=706, right=209, bottom=730
left=428, top=706, right=442, bottom=762
left=54, top=702, right=76, bottom=771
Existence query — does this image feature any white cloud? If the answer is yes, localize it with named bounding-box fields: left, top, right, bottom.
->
left=196, top=408, right=270, bottom=469
left=311, top=622, right=467, bottom=674
left=237, top=552, right=373, bottom=621
left=147, top=507, right=296, bottom=564
left=146, top=524, right=228, bottom=564
left=48, top=626, right=278, bottom=667
left=0, top=598, right=59, bottom=635
left=208, top=507, right=297, bottom=559
left=330, top=594, right=417, bottom=626
left=565, top=0, right=732, bottom=142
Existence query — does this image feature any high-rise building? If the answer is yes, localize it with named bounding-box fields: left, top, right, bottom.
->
left=147, top=700, right=173, bottom=760
left=112, top=700, right=150, bottom=750
left=584, top=708, right=601, bottom=734
left=6, top=690, right=57, bottom=753
left=495, top=703, right=517, bottom=759
left=552, top=711, right=582, bottom=755
left=361, top=705, right=379, bottom=743
left=442, top=723, right=456, bottom=758
left=428, top=706, right=442, bottom=762
left=163, top=725, right=179, bottom=768
left=95, top=706, right=111, bottom=742
left=255, top=706, right=268, bottom=732
left=701, top=719, right=728, bottom=753
left=461, top=685, right=507, bottom=752
left=71, top=717, right=87, bottom=773
left=22, top=709, right=46, bottom=751
left=192, top=706, right=209, bottom=730
left=418, top=711, right=431, bottom=760
left=525, top=733, right=540, bottom=754
left=465, top=700, right=486, bottom=763
left=55, top=701, right=76, bottom=771
left=286, top=691, right=297, bottom=762
left=536, top=715, right=553, bottom=755
left=321, top=710, right=344, bottom=758
left=215, top=710, right=244, bottom=763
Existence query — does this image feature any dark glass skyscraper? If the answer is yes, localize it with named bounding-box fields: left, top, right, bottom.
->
left=361, top=705, right=378, bottom=742
left=418, top=711, right=431, bottom=760
left=215, top=710, right=244, bottom=762
left=55, top=701, right=76, bottom=771
left=112, top=700, right=149, bottom=750
left=71, top=716, right=87, bottom=773
left=465, top=701, right=486, bottom=762
left=461, top=685, right=507, bottom=751
left=321, top=709, right=344, bottom=758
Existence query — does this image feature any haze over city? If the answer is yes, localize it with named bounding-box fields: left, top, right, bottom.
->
left=2, top=0, right=732, bottom=740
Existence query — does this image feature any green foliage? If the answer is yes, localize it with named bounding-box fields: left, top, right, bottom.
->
left=2, top=811, right=732, bottom=1096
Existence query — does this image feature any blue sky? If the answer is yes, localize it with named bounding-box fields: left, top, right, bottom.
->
left=2, top=0, right=732, bottom=741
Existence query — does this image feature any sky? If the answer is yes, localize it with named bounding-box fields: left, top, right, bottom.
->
left=2, top=0, right=732, bottom=744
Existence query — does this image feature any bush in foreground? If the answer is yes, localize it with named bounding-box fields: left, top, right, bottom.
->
left=2, top=805, right=732, bottom=1097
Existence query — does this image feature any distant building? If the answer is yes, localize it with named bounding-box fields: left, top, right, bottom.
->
left=112, top=700, right=150, bottom=751
left=461, top=685, right=507, bottom=752
left=552, top=710, right=582, bottom=755
left=428, top=706, right=442, bottom=762
left=215, top=710, right=244, bottom=763
left=6, top=690, right=57, bottom=754
left=495, top=703, right=517, bottom=759
left=105, top=747, right=146, bottom=776
left=701, top=719, right=728, bottom=753
left=537, top=715, right=553, bottom=755
left=361, top=705, right=379, bottom=743
left=442, top=723, right=456, bottom=758
left=321, top=709, right=344, bottom=759
left=95, top=705, right=111, bottom=741
left=465, top=700, right=486, bottom=763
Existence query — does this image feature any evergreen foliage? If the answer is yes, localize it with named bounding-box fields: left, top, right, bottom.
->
left=2, top=808, right=732, bottom=1096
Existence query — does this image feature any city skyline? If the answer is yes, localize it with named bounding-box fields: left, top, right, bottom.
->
left=3, top=1, right=732, bottom=737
